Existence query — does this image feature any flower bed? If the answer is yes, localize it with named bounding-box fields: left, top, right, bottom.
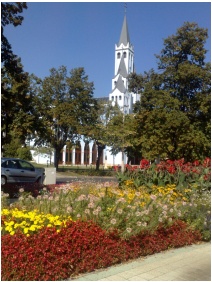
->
left=2, top=220, right=201, bottom=281
left=1, top=158, right=211, bottom=280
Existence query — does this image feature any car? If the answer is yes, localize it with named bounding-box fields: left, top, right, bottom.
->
left=1, top=158, right=45, bottom=185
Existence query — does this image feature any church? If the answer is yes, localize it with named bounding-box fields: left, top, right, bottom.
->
left=31, top=14, right=140, bottom=167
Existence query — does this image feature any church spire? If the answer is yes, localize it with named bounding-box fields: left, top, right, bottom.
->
left=118, top=14, right=130, bottom=46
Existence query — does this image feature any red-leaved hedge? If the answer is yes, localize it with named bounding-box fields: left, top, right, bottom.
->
left=1, top=220, right=202, bottom=281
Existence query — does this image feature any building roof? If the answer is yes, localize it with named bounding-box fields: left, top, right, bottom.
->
left=96, top=97, right=109, bottom=103
left=118, top=15, right=130, bottom=46
left=117, top=54, right=128, bottom=77
left=112, top=75, right=126, bottom=93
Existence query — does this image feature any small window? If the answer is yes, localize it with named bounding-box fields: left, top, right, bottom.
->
left=123, top=52, right=127, bottom=58
left=111, top=96, right=114, bottom=101
left=119, top=96, right=122, bottom=100
left=117, top=52, right=121, bottom=59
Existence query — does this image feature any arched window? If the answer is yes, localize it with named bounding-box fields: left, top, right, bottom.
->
left=119, top=96, right=122, bottom=100
left=123, top=52, right=127, bottom=58
left=117, top=52, right=121, bottom=59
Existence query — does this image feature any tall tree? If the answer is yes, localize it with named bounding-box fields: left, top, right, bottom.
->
left=129, top=22, right=211, bottom=161
left=88, top=100, right=121, bottom=170
left=1, top=3, right=34, bottom=153
left=32, top=66, right=99, bottom=170
left=1, top=2, right=27, bottom=74
left=106, top=112, right=136, bottom=172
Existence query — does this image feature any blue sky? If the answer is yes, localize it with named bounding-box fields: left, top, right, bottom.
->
left=4, top=1, right=211, bottom=98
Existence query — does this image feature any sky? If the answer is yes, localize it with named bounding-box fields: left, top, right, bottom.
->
left=4, top=1, right=211, bottom=98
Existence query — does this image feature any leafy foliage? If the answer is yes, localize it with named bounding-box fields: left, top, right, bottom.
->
left=1, top=3, right=35, bottom=152
left=31, top=66, right=99, bottom=170
left=129, top=22, right=211, bottom=161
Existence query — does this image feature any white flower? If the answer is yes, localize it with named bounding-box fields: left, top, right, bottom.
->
left=66, top=206, right=72, bottom=213
left=77, top=214, right=81, bottom=218
left=96, top=206, right=101, bottom=212
left=150, top=194, right=157, bottom=201
left=110, top=218, right=117, bottom=225
left=19, top=188, right=24, bottom=193
left=117, top=208, right=123, bottom=214
left=137, top=221, right=142, bottom=226
left=85, top=209, right=90, bottom=214
left=93, top=209, right=99, bottom=215
left=88, top=202, right=95, bottom=208
left=135, top=211, right=141, bottom=216
left=126, top=227, right=132, bottom=233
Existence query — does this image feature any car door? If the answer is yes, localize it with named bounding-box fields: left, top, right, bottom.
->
left=2, top=159, right=23, bottom=183
left=17, top=160, right=37, bottom=183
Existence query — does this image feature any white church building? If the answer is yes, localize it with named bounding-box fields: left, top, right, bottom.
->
left=31, top=14, right=140, bottom=167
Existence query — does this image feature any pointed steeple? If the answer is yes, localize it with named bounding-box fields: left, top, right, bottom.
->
left=118, top=15, right=130, bottom=46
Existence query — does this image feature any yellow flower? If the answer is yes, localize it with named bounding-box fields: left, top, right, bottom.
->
left=24, top=228, right=29, bottom=234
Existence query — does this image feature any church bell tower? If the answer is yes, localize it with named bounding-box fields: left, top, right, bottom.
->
left=109, top=13, right=137, bottom=114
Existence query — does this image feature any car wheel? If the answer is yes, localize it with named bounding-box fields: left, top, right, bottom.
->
left=1, top=176, right=7, bottom=186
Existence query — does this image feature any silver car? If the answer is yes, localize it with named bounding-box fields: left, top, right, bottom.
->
left=1, top=158, right=45, bottom=185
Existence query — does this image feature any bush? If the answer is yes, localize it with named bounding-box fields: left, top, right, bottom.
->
left=17, top=147, right=32, bottom=161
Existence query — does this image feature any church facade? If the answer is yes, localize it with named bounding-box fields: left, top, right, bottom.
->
left=31, top=15, right=139, bottom=167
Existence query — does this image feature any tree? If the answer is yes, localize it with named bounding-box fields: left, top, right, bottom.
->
left=106, top=111, right=136, bottom=172
left=1, top=3, right=36, bottom=154
left=1, top=2, right=27, bottom=71
left=128, top=22, right=211, bottom=161
left=32, top=66, right=99, bottom=171
left=87, top=99, right=120, bottom=170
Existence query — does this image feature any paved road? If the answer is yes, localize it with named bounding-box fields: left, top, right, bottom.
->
left=56, top=173, right=118, bottom=184
left=69, top=242, right=211, bottom=281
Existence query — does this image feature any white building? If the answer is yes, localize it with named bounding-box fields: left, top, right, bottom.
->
left=32, top=14, right=139, bottom=167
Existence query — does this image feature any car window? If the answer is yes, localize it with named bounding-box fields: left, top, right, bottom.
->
left=1, top=160, right=19, bottom=169
left=18, top=160, right=34, bottom=171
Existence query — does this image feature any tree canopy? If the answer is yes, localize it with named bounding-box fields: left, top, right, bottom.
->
left=1, top=3, right=35, bottom=153
left=31, top=66, right=99, bottom=170
left=129, top=22, right=211, bottom=161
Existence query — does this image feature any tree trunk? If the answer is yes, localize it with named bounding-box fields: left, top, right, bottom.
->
left=54, top=148, right=61, bottom=171
left=96, top=143, right=105, bottom=170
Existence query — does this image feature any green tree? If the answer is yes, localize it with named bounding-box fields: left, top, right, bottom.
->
left=106, top=111, right=136, bottom=172
left=32, top=66, right=99, bottom=171
left=87, top=99, right=121, bottom=170
left=1, top=3, right=36, bottom=154
left=129, top=22, right=210, bottom=161
left=157, top=22, right=211, bottom=141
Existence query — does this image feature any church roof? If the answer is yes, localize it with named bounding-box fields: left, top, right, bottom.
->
left=118, top=15, right=130, bottom=46
left=112, top=75, right=126, bottom=93
left=117, top=54, right=128, bottom=78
